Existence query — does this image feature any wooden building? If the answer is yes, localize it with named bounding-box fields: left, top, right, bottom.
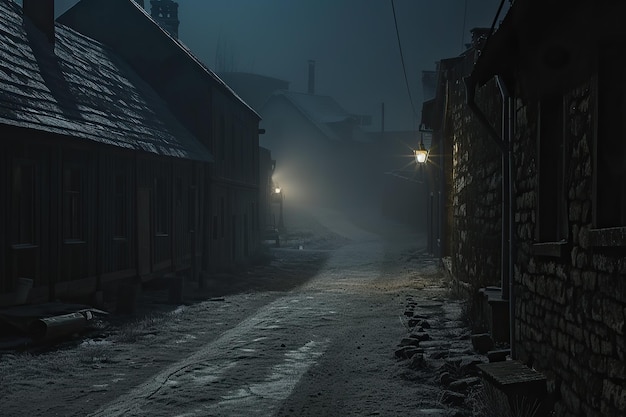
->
left=0, top=0, right=263, bottom=307
left=0, top=0, right=212, bottom=305
left=59, top=0, right=262, bottom=274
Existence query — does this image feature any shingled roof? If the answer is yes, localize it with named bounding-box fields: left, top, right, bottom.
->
left=0, top=0, right=212, bottom=161
left=58, top=0, right=259, bottom=146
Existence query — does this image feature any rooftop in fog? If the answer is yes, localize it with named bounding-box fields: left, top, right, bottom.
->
left=265, top=90, right=368, bottom=142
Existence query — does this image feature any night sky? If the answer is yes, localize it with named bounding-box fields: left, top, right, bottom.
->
left=51, top=0, right=509, bottom=131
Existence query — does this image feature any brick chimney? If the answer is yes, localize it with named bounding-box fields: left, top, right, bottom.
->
left=23, top=0, right=55, bottom=44
left=150, top=0, right=180, bottom=39
left=308, top=60, right=315, bottom=95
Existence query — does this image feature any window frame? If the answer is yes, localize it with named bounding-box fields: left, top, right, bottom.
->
left=11, top=158, right=38, bottom=246
left=533, top=93, right=569, bottom=257
left=63, top=163, right=86, bottom=243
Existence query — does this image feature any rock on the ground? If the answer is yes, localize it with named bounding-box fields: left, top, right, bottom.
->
left=408, top=353, right=426, bottom=370
left=448, top=376, right=481, bottom=392
left=440, top=390, right=465, bottom=406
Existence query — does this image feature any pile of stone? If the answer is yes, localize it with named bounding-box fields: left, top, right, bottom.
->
left=395, top=296, right=492, bottom=414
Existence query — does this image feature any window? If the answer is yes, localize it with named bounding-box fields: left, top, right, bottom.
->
left=188, top=186, right=196, bottom=232
left=595, top=43, right=626, bottom=228
left=155, top=176, right=168, bottom=235
left=11, top=160, right=36, bottom=245
left=175, top=177, right=183, bottom=206
left=220, top=196, right=225, bottom=238
left=63, top=166, right=84, bottom=241
left=114, top=174, right=127, bottom=239
left=536, top=93, right=568, bottom=242
left=219, top=116, right=225, bottom=161
left=230, top=123, right=236, bottom=170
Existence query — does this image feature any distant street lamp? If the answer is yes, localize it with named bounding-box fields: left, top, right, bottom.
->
left=273, top=185, right=284, bottom=229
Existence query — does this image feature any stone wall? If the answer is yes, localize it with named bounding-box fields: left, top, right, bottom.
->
left=449, top=76, right=503, bottom=291
left=513, top=82, right=626, bottom=417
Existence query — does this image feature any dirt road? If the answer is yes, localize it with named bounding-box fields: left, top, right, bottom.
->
left=0, top=205, right=481, bottom=417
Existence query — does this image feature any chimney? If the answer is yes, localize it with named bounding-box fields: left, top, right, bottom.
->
left=23, top=0, right=55, bottom=44
left=151, top=0, right=180, bottom=39
left=307, top=60, right=315, bottom=95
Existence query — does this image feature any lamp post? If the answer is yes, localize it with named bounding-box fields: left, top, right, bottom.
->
left=414, top=142, right=429, bottom=164
left=274, top=185, right=284, bottom=229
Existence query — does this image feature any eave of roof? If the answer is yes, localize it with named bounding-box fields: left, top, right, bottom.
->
left=470, top=0, right=626, bottom=93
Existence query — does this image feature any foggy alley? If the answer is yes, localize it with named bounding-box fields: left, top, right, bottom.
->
left=0, top=205, right=476, bottom=417
left=3, top=0, right=626, bottom=415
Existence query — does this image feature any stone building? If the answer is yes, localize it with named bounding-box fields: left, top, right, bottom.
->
left=421, top=28, right=503, bottom=287
left=458, top=0, right=626, bottom=415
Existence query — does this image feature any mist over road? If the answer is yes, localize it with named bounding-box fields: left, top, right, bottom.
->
left=1, top=205, right=459, bottom=417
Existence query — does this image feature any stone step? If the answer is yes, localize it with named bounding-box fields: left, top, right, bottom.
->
left=477, top=360, right=547, bottom=407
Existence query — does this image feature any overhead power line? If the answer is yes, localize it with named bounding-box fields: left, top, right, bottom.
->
left=390, top=0, right=417, bottom=129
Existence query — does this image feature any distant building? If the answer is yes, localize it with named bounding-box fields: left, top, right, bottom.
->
left=260, top=90, right=371, bottom=208
left=217, top=72, right=289, bottom=114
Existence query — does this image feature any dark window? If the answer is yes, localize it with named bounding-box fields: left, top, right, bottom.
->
left=219, top=116, right=226, bottom=161
left=188, top=186, right=196, bottom=232
left=596, top=44, right=626, bottom=227
left=175, top=177, right=183, bottom=206
left=220, top=196, right=225, bottom=238
left=155, top=176, right=168, bottom=235
left=12, top=161, right=36, bottom=245
left=63, top=167, right=84, bottom=241
left=230, top=123, right=236, bottom=169
left=212, top=215, right=218, bottom=240
left=114, top=174, right=127, bottom=238
left=536, top=94, right=567, bottom=241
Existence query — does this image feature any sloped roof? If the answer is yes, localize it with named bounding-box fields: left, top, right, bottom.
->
left=58, top=0, right=260, bottom=129
left=0, top=0, right=212, bottom=161
left=265, top=91, right=360, bottom=141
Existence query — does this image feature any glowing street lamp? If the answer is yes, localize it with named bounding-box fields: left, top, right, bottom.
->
left=273, top=184, right=284, bottom=229
left=414, top=141, right=429, bottom=164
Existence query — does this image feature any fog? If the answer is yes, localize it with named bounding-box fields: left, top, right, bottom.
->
left=50, top=0, right=507, bottom=132
left=48, top=0, right=508, bottom=223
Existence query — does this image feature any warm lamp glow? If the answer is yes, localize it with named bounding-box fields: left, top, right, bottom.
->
left=415, top=149, right=428, bottom=164
left=414, top=141, right=429, bottom=164
left=274, top=187, right=282, bottom=194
